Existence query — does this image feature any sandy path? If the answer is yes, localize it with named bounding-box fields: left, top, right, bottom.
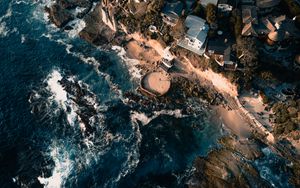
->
left=181, top=57, right=238, bottom=97
left=126, top=40, right=161, bottom=65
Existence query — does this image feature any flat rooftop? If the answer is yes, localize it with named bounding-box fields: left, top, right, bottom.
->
left=141, top=72, right=171, bottom=96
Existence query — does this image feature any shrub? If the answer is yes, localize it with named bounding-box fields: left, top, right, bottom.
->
left=193, top=3, right=205, bottom=18
left=259, top=90, right=269, bottom=104
left=206, top=3, right=217, bottom=24
left=260, top=71, right=275, bottom=81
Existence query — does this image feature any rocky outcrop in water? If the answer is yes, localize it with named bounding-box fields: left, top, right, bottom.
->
left=45, top=0, right=93, bottom=28
left=45, top=4, right=73, bottom=28
left=45, top=0, right=116, bottom=46
left=188, top=136, right=271, bottom=188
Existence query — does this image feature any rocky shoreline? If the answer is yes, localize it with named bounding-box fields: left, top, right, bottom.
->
left=43, top=1, right=299, bottom=187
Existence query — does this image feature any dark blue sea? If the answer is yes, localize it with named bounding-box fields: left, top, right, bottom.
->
left=0, top=0, right=294, bottom=188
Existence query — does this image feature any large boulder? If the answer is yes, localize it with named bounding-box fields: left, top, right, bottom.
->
left=45, top=4, right=73, bottom=28
left=188, top=136, right=270, bottom=188
left=79, top=4, right=116, bottom=46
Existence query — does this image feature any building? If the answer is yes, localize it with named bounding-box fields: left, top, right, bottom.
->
left=242, top=5, right=258, bottom=24
left=140, top=72, right=171, bottom=97
left=255, top=17, right=276, bottom=35
left=160, top=47, right=175, bottom=72
left=267, top=29, right=285, bottom=45
left=242, top=22, right=258, bottom=36
left=241, top=5, right=259, bottom=36
left=161, top=1, right=184, bottom=26
left=206, top=42, right=237, bottom=70
left=178, top=15, right=209, bottom=55
left=200, top=0, right=219, bottom=7
left=256, top=0, right=280, bottom=13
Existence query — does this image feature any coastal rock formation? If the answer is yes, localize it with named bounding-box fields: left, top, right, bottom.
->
left=58, top=0, right=92, bottom=9
left=218, top=136, right=263, bottom=160
left=45, top=4, right=73, bottom=28
left=188, top=136, right=270, bottom=188
left=79, top=4, right=116, bottom=46
left=45, top=0, right=93, bottom=28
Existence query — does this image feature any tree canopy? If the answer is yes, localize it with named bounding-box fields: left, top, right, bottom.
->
left=206, top=3, right=217, bottom=24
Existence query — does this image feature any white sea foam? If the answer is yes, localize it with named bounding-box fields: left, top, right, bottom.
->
left=14, top=0, right=31, bottom=5
left=0, top=22, right=9, bottom=38
left=0, top=2, right=13, bottom=38
left=46, top=70, right=68, bottom=108
left=38, top=144, right=73, bottom=188
left=130, top=111, right=151, bottom=125
left=65, top=18, right=86, bottom=38
left=21, top=34, right=26, bottom=43
left=107, top=116, right=142, bottom=187
left=112, top=45, right=143, bottom=80
left=130, top=109, right=185, bottom=126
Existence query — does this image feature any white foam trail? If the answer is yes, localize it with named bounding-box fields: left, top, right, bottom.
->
left=21, top=34, right=26, bottom=43
left=46, top=70, right=68, bottom=109
left=0, top=2, right=13, bottom=38
left=38, top=143, right=73, bottom=188
left=112, top=45, right=143, bottom=80
left=14, top=0, right=31, bottom=5
left=130, top=112, right=151, bottom=125
left=65, top=18, right=86, bottom=38
left=107, top=116, right=142, bottom=187
left=130, top=109, right=185, bottom=126
left=0, top=22, right=9, bottom=38
left=45, top=70, right=81, bottom=127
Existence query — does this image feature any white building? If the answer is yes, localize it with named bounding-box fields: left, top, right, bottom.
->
left=200, top=0, right=219, bottom=7
left=178, top=15, right=209, bottom=55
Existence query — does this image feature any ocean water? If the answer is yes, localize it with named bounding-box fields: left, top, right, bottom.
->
left=0, top=1, right=223, bottom=187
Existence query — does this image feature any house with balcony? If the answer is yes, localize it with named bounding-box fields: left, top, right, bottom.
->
left=206, top=39, right=237, bottom=70
left=177, top=15, right=209, bottom=55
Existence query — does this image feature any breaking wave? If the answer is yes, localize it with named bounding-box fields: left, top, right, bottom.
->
left=131, top=109, right=186, bottom=126
left=29, top=68, right=142, bottom=187
left=0, top=2, right=17, bottom=38
left=112, top=46, right=143, bottom=80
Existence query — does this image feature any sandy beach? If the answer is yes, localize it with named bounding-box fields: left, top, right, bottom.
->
left=215, top=105, right=252, bottom=138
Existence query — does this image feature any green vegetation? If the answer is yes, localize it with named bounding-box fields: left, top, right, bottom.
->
left=281, top=0, right=300, bottom=16
left=259, top=90, right=269, bottom=104
left=164, top=77, right=224, bottom=105
left=290, top=161, right=300, bottom=187
left=206, top=3, right=217, bottom=24
left=260, top=71, right=275, bottom=81
left=272, top=100, right=300, bottom=136
left=237, top=37, right=259, bottom=85
left=193, top=3, right=205, bottom=18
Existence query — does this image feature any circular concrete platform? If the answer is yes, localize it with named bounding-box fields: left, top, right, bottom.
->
left=141, top=72, right=171, bottom=96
